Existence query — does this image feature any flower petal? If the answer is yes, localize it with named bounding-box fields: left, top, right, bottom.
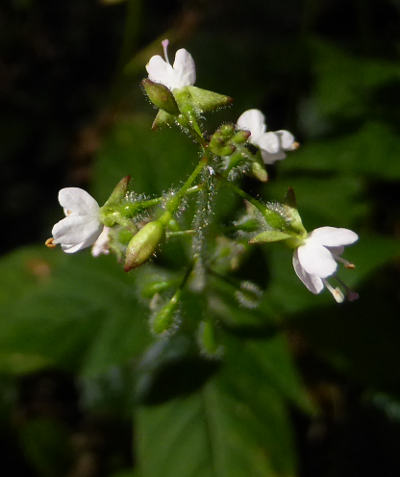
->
left=58, top=188, right=99, bottom=216
left=258, top=132, right=280, bottom=153
left=276, top=129, right=295, bottom=150
left=91, top=226, right=110, bottom=257
left=172, top=48, right=196, bottom=89
left=292, top=249, right=324, bottom=294
left=236, top=109, right=266, bottom=141
left=61, top=241, right=88, bottom=254
left=297, top=238, right=338, bottom=278
left=146, top=55, right=175, bottom=89
left=52, top=215, right=102, bottom=252
left=310, top=227, right=359, bottom=247
left=260, top=150, right=286, bottom=164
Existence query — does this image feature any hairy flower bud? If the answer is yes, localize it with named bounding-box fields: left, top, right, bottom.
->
left=150, top=291, right=180, bottom=335
left=124, top=221, right=163, bottom=271
left=142, top=78, right=180, bottom=115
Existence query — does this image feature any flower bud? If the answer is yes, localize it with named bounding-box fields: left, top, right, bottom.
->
left=209, top=124, right=236, bottom=156
left=142, top=78, right=180, bottom=115
left=249, top=160, right=268, bottom=182
left=197, top=320, right=222, bottom=358
left=232, top=130, right=251, bottom=144
left=150, top=291, right=180, bottom=335
left=124, top=221, right=163, bottom=271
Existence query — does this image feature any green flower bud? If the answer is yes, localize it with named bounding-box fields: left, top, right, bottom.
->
left=232, top=130, right=251, bottom=144
left=150, top=291, right=180, bottom=335
left=142, top=78, right=180, bottom=115
left=197, top=320, right=221, bottom=358
left=124, top=221, right=163, bottom=271
left=249, top=160, right=268, bottom=182
left=209, top=124, right=237, bottom=156
left=142, top=280, right=175, bottom=299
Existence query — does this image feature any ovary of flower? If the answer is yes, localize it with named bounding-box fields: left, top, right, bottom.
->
left=51, top=188, right=103, bottom=254
left=145, top=39, right=196, bottom=91
left=236, top=109, right=298, bottom=164
left=292, top=226, right=359, bottom=302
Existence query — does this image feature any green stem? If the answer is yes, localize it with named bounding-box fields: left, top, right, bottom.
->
left=217, top=174, right=266, bottom=216
left=166, top=229, right=196, bottom=238
left=159, top=156, right=208, bottom=225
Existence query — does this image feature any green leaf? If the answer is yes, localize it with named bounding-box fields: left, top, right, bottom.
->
left=93, top=116, right=197, bottom=202
left=136, top=336, right=300, bottom=477
left=18, top=419, right=72, bottom=477
left=310, top=39, right=400, bottom=120
left=267, top=175, right=367, bottom=229
left=0, top=246, right=152, bottom=376
left=280, top=122, right=400, bottom=180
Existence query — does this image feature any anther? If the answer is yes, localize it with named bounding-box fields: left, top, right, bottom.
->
left=323, top=279, right=345, bottom=303
left=292, top=141, right=300, bottom=150
left=45, top=237, right=56, bottom=248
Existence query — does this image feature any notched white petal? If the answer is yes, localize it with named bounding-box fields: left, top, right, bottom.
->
left=260, top=149, right=286, bottom=165
left=258, top=132, right=280, bottom=153
left=146, top=55, right=174, bottom=88
left=236, top=109, right=266, bottom=140
left=91, top=226, right=110, bottom=257
left=58, top=188, right=99, bottom=216
left=276, top=129, right=295, bottom=150
left=53, top=215, right=102, bottom=252
left=310, top=226, right=359, bottom=247
left=293, top=250, right=324, bottom=294
left=172, top=48, right=196, bottom=88
left=297, top=239, right=338, bottom=278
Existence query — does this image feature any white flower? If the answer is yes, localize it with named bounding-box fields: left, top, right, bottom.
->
left=51, top=188, right=103, bottom=254
left=146, top=39, right=196, bottom=91
left=292, top=226, right=359, bottom=302
left=236, top=109, right=298, bottom=164
left=91, top=226, right=111, bottom=257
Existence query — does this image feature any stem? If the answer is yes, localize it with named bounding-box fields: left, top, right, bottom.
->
left=159, top=156, right=208, bottom=225
left=166, top=229, right=196, bottom=238
left=216, top=173, right=266, bottom=216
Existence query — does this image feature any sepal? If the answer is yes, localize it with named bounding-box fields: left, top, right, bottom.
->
left=174, top=86, right=232, bottom=115
left=152, top=109, right=175, bottom=130
left=249, top=230, right=292, bottom=244
left=104, top=176, right=130, bottom=206
left=142, top=78, right=180, bottom=115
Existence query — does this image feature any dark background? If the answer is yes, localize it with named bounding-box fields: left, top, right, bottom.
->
left=1, top=1, right=400, bottom=476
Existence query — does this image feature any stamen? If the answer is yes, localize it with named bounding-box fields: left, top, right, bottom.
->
left=332, top=253, right=355, bottom=269
left=292, top=141, right=300, bottom=150
left=45, top=237, right=56, bottom=248
left=161, top=39, right=170, bottom=64
left=323, top=278, right=345, bottom=303
left=335, top=276, right=359, bottom=302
